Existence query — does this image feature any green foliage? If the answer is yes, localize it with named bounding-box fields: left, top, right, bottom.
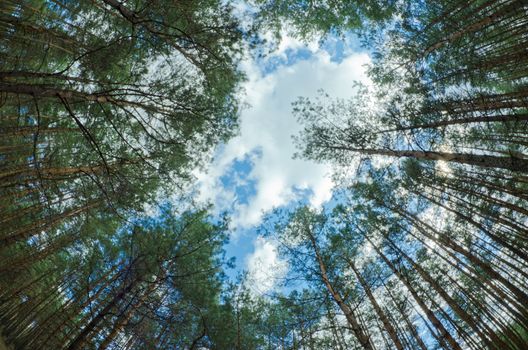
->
left=1, top=0, right=528, bottom=349
left=252, top=0, right=396, bottom=40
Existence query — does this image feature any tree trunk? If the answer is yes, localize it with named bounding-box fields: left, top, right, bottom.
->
left=335, top=145, right=528, bottom=173
left=347, top=259, right=404, bottom=350
left=66, top=278, right=136, bottom=350
left=382, top=113, right=528, bottom=133
left=305, top=228, right=374, bottom=350
left=385, top=237, right=508, bottom=349
left=366, top=237, right=463, bottom=350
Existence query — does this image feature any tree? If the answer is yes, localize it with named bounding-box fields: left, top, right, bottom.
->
left=0, top=0, right=244, bottom=265
left=252, top=0, right=396, bottom=40
left=0, top=206, right=232, bottom=349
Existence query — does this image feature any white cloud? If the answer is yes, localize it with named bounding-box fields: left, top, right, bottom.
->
left=195, top=37, right=371, bottom=231
left=245, top=236, right=287, bottom=294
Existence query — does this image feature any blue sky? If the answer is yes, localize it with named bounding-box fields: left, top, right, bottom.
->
left=193, top=30, right=372, bottom=294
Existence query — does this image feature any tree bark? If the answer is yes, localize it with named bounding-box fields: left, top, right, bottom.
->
left=382, top=113, right=528, bottom=133
left=385, top=237, right=508, bottom=349
left=347, top=259, right=405, bottom=350
left=366, top=237, right=463, bottom=350
left=305, top=227, right=374, bottom=350
left=333, top=145, right=528, bottom=173
left=66, top=277, right=137, bottom=350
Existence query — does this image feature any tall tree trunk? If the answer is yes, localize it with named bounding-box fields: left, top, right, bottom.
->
left=366, top=237, right=463, bottom=350
left=347, top=259, right=405, bottom=350
left=382, top=282, right=429, bottom=350
left=66, top=277, right=137, bottom=350
left=332, top=145, right=528, bottom=172
left=387, top=204, right=528, bottom=309
left=305, top=228, right=374, bottom=350
left=382, top=113, right=528, bottom=133
left=385, top=237, right=509, bottom=349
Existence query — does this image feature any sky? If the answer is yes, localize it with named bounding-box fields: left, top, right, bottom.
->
left=193, top=31, right=372, bottom=295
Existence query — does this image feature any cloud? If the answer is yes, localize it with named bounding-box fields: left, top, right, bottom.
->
left=245, top=236, right=287, bottom=294
left=195, top=36, right=371, bottom=232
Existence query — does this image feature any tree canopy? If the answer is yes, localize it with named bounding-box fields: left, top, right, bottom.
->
left=1, top=0, right=528, bottom=349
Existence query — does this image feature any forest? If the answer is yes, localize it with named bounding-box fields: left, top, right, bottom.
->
left=0, top=0, right=527, bottom=349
